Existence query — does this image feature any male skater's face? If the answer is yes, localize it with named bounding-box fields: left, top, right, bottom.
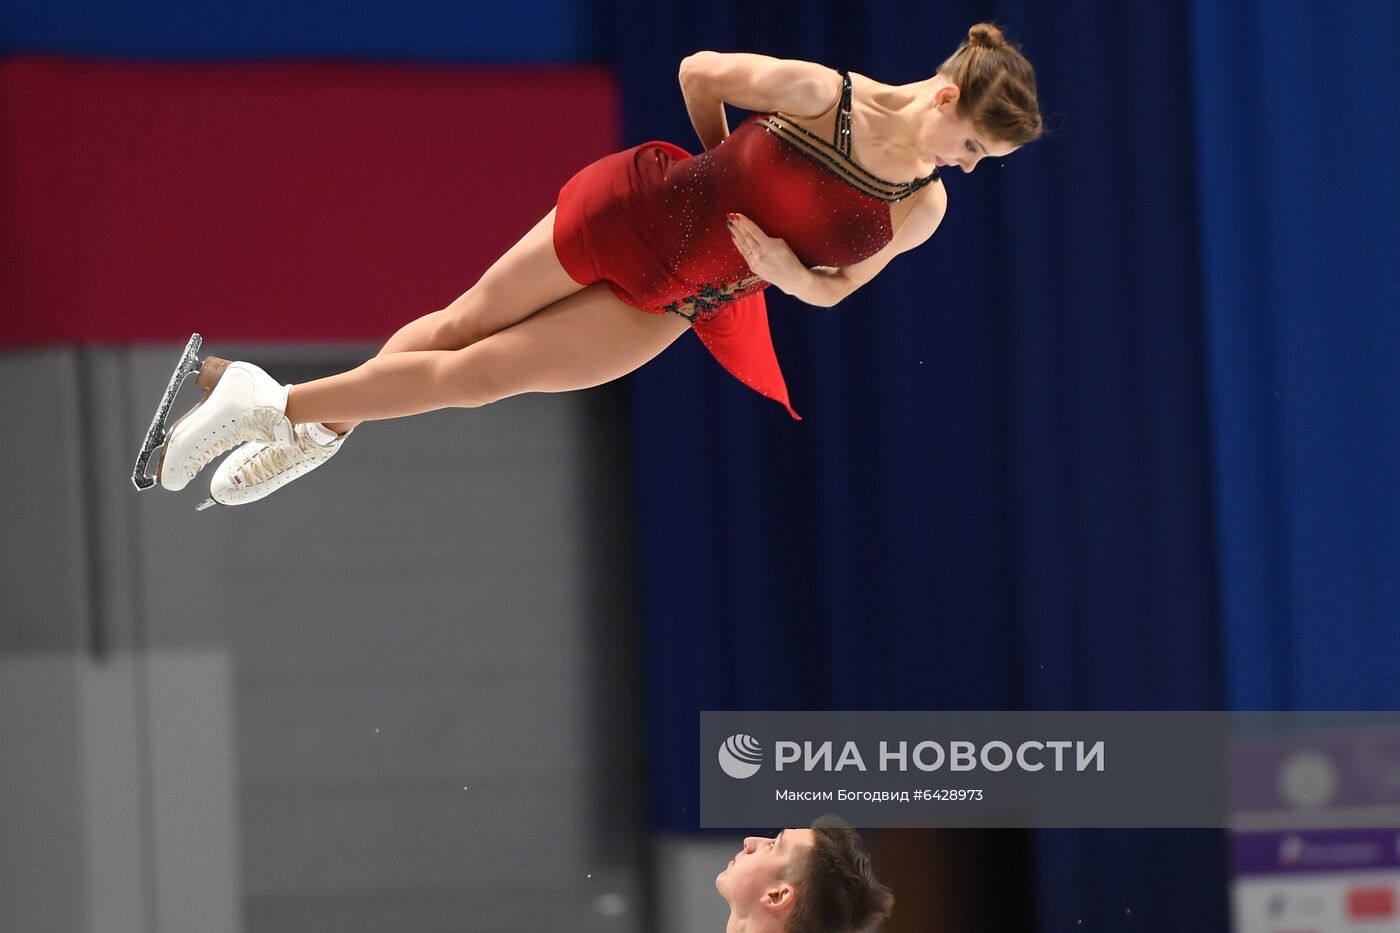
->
left=715, top=828, right=816, bottom=912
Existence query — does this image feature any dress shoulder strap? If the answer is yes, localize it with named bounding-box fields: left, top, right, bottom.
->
left=834, top=69, right=853, bottom=156
left=755, top=67, right=941, bottom=202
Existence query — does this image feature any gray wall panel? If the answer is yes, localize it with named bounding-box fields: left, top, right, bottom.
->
left=0, top=353, right=88, bottom=652
left=226, top=579, right=584, bottom=679
left=244, top=883, right=638, bottom=933
left=0, top=656, right=87, bottom=933
left=0, top=345, right=647, bottom=933
left=236, top=675, right=590, bottom=783
left=240, top=783, right=587, bottom=892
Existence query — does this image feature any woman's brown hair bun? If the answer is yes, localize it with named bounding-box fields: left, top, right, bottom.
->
left=938, top=21, right=1043, bottom=145
left=967, top=22, right=1007, bottom=49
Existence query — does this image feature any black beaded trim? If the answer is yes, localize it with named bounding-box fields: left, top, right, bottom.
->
left=834, top=68, right=853, bottom=155
left=763, top=69, right=939, bottom=204
left=662, top=276, right=764, bottom=322
left=759, top=117, right=938, bottom=202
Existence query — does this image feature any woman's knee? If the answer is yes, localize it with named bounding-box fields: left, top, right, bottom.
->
left=440, top=278, right=547, bottom=349
left=434, top=344, right=518, bottom=409
left=434, top=289, right=493, bottom=348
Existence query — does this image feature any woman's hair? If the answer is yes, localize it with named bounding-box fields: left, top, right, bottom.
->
left=938, top=21, right=1044, bottom=145
left=784, top=815, right=894, bottom=933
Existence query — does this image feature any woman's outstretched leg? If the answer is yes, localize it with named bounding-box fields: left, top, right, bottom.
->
left=323, top=206, right=584, bottom=433
left=188, top=282, right=688, bottom=506
left=180, top=205, right=595, bottom=504
left=285, top=282, right=690, bottom=425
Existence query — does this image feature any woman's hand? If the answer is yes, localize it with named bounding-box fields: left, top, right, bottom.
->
left=726, top=213, right=804, bottom=292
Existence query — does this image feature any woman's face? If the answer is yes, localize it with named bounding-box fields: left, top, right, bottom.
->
left=926, top=88, right=1020, bottom=173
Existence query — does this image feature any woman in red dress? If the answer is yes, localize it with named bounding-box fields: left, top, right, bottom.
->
left=150, top=23, right=1043, bottom=506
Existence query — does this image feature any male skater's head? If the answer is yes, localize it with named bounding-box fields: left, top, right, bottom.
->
left=714, top=815, right=893, bottom=933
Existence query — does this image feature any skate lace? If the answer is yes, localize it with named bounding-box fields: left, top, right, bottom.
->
left=190, top=409, right=288, bottom=473
left=240, top=437, right=309, bottom=484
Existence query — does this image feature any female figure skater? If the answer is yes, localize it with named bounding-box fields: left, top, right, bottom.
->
left=142, top=23, right=1042, bottom=506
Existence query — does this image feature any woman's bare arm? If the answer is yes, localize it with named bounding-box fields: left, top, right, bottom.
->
left=817, top=187, right=949, bottom=307
left=678, top=52, right=840, bottom=150
left=730, top=186, right=946, bottom=308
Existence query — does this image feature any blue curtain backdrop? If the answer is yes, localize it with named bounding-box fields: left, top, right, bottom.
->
left=0, top=0, right=600, bottom=61
left=1190, top=0, right=1400, bottom=710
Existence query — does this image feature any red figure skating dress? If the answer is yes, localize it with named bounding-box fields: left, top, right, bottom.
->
left=552, top=69, right=940, bottom=419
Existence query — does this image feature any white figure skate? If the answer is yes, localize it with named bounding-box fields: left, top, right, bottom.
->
left=130, top=334, right=293, bottom=501
left=206, top=422, right=348, bottom=507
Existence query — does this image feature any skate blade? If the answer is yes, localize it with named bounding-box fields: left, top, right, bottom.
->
left=131, top=333, right=203, bottom=490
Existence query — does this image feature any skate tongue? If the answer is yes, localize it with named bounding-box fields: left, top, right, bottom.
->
left=304, top=422, right=342, bottom=446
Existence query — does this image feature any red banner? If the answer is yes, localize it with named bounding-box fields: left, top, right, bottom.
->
left=0, top=56, right=618, bottom=345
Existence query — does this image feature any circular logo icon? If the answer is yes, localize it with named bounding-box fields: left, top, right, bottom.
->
left=718, top=734, right=764, bottom=779
left=1278, top=749, right=1339, bottom=809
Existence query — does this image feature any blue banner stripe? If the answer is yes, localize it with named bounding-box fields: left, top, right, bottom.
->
left=0, top=0, right=603, bottom=61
